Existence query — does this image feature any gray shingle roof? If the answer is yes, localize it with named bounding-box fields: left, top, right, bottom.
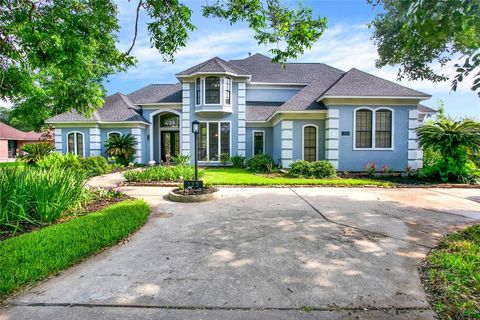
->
left=177, top=57, right=250, bottom=77
left=279, top=78, right=334, bottom=111
left=320, top=68, right=431, bottom=98
left=418, top=104, right=437, bottom=113
left=128, top=83, right=182, bottom=104
left=245, top=102, right=283, bottom=121
left=47, top=93, right=148, bottom=123
left=230, top=53, right=345, bottom=83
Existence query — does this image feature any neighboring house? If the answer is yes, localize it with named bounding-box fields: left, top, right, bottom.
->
left=0, top=122, right=49, bottom=161
left=46, top=53, right=437, bottom=171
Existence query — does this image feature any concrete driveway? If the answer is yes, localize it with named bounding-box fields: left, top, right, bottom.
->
left=1, top=186, right=479, bottom=319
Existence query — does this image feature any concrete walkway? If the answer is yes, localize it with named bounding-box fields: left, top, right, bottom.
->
left=1, top=178, right=479, bottom=319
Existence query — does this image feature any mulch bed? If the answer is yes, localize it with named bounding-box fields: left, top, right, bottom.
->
left=172, top=187, right=218, bottom=195
left=0, top=193, right=132, bottom=242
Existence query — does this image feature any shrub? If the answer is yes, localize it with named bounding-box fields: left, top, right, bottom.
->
left=80, top=156, right=110, bottom=177
left=0, top=167, right=86, bottom=232
left=289, top=160, right=336, bottom=178
left=311, top=160, right=336, bottom=178
left=171, top=154, right=190, bottom=165
left=365, top=162, right=376, bottom=176
left=230, top=155, right=245, bottom=168
left=288, top=160, right=313, bottom=178
left=19, top=142, right=54, bottom=165
left=0, top=200, right=149, bottom=297
left=105, top=134, right=137, bottom=166
left=123, top=165, right=204, bottom=182
left=247, top=153, right=274, bottom=172
left=220, top=153, right=230, bottom=166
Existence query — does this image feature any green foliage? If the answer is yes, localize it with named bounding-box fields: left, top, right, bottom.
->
left=1, top=0, right=135, bottom=130
left=203, top=168, right=391, bottom=186
left=220, top=153, right=230, bottom=166
left=288, top=160, right=336, bottom=179
left=423, top=224, right=480, bottom=319
left=230, top=155, right=246, bottom=168
left=369, top=0, right=480, bottom=95
left=171, top=154, right=191, bottom=165
left=19, top=143, right=54, bottom=165
left=0, top=200, right=149, bottom=297
left=36, top=153, right=110, bottom=177
left=0, top=167, right=86, bottom=232
left=417, top=119, right=480, bottom=182
left=203, top=0, right=327, bottom=63
left=105, top=134, right=137, bottom=166
left=123, top=165, right=204, bottom=182
left=0, top=107, right=35, bottom=132
left=365, top=162, right=376, bottom=177
left=247, top=153, right=274, bottom=172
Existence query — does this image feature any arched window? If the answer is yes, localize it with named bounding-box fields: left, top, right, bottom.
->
left=355, top=109, right=373, bottom=148
left=303, top=125, right=317, bottom=162
left=107, top=131, right=121, bottom=139
left=195, top=78, right=201, bottom=105
left=67, top=132, right=84, bottom=157
left=205, top=76, right=220, bottom=104
left=375, top=109, right=392, bottom=148
left=224, top=77, right=231, bottom=105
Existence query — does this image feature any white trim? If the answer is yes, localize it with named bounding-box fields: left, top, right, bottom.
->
left=149, top=109, right=183, bottom=162
left=318, top=95, right=430, bottom=101
left=176, top=71, right=251, bottom=78
left=266, top=110, right=327, bottom=122
left=46, top=120, right=149, bottom=125
left=252, top=130, right=265, bottom=155
left=302, top=124, right=319, bottom=161
left=195, top=78, right=201, bottom=106
left=353, top=107, right=395, bottom=151
left=66, top=131, right=85, bottom=157
left=249, top=82, right=309, bottom=86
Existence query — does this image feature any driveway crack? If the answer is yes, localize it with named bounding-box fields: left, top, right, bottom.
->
left=288, top=188, right=434, bottom=249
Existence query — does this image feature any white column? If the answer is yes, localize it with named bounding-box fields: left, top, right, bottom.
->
left=54, top=128, right=62, bottom=153
left=280, top=120, right=293, bottom=168
left=181, top=83, right=191, bottom=157
left=89, top=127, right=101, bottom=156
left=408, top=109, right=422, bottom=169
left=131, top=128, right=142, bottom=163
left=325, top=108, right=339, bottom=169
left=237, top=82, right=246, bottom=156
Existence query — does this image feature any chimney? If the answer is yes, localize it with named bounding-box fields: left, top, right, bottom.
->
left=248, top=52, right=251, bottom=57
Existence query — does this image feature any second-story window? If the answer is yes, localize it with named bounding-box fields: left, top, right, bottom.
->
left=225, top=77, right=231, bottom=105
left=205, top=76, right=220, bottom=104
left=195, top=78, right=201, bottom=105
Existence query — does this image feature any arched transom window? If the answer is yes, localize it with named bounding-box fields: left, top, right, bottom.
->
left=355, top=108, right=393, bottom=149
left=303, top=125, right=317, bottom=162
left=67, top=132, right=84, bottom=157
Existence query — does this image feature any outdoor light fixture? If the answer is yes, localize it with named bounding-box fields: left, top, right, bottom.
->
left=184, top=120, right=203, bottom=190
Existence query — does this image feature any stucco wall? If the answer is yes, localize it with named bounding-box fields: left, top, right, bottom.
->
left=336, top=105, right=416, bottom=171
left=0, top=140, right=8, bottom=160
left=291, top=120, right=326, bottom=162
left=246, top=88, right=300, bottom=102
left=99, top=128, right=132, bottom=157
left=272, top=122, right=282, bottom=165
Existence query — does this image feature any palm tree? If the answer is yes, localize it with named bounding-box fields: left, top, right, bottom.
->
left=19, top=142, right=54, bottom=165
left=105, top=134, right=137, bottom=166
left=416, top=119, right=480, bottom=181
left=416, top=119, right=480, bottom=158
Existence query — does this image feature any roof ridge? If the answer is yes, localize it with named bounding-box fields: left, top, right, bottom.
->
left=316, top=71, right=349, bottom=99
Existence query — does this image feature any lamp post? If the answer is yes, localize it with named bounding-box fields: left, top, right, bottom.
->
left=192, top=120, right=200, bottom=183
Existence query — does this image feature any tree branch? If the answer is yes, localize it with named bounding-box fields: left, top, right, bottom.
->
left=126, top=0, right=142, bottom=55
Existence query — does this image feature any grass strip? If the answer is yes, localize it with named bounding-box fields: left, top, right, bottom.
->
left=422, top=224, right=480, bottom=319
left=0, top=199, right=149, bottom=297
left=204, top=168, right=392, bottom=186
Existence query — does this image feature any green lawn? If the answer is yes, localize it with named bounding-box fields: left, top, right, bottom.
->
left=422, top=224, right=480, bottom=319
left=0, top=200, right=149, bottom=298
left=0, top=162, right=23, bottom=168
left=203, top=168, right=393, bottom=186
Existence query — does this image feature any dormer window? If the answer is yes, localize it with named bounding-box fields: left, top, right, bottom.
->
left=195, top=78, right=201, bottom=105
left=225, top=77, right=231, bottom=105
left=205, top=76, right=220, bottom=104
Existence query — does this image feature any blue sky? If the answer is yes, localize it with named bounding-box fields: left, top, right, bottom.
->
left=107, top=0, right=480, bottom=118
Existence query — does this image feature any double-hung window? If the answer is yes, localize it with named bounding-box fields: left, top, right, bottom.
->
left=355, top=108, right=393, bottom=149
left=205, top=77, right=220, bottom=104
left=195, top=78, right=201, bottom=105
left=198, top=121, right=231, bottom=161
left=253, top=131, right=264, bottom=155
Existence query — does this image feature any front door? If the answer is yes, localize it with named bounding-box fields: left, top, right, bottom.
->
left=161, top=131, right=180, bottom=162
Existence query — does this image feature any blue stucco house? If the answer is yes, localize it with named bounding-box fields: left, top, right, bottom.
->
left=46, top=53, right=436, bottom=171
